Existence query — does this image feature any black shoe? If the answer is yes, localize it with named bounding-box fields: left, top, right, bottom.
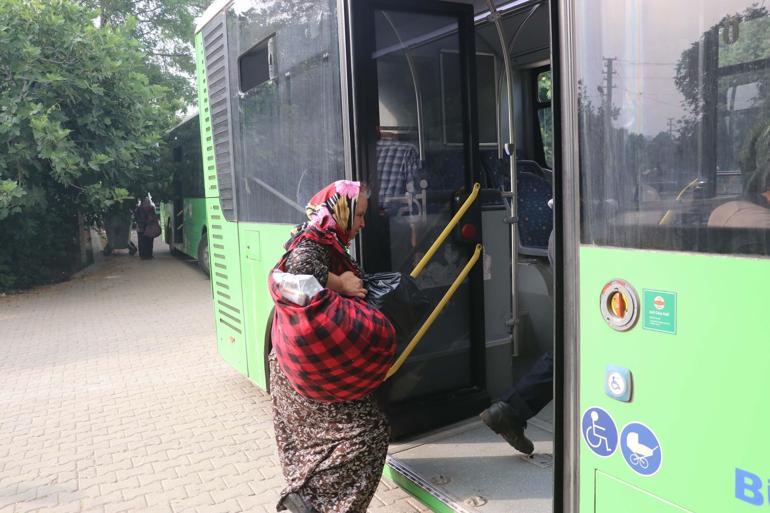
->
left=281, top=492, right=319, bottom=513
left=480, top=401, right=535, bottom=455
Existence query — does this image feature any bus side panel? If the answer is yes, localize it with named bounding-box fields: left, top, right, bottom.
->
left=578, top=246, right=769, bottom=513
left=196, top=32, right=249, bottom=377
left=197, top=33, right=220, bottom=199
left=182, top=198, right=207, bottom=259
left=238, top=224, right=291, bottom=389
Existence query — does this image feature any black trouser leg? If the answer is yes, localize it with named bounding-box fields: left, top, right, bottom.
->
left=499, top=351, right=554, bottom=421
left=138, top=234, right=152, bottom=259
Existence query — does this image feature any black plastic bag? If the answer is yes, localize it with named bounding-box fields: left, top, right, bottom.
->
left=364, top=272, right=430, bottom=344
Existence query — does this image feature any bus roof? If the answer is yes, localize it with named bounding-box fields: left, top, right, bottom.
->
left=196, top=0, right=233, bottom=34
left=167, top=111, right=199, bottom=135
left=195, top=0, right=534, bottom=35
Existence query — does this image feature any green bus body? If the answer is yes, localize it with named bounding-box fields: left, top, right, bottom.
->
left=578, top=248, right=770, bottom=512
left=161, top=198, right=207, bottom=259
left=161, top=114, right=210, bottom=273
left=194, top=1, right=770, bottom=512
left=195, top=33, right=285, bottom=386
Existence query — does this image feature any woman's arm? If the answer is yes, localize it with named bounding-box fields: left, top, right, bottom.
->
left=328, top=272, right=366, bottom=298
left=285, top=240, right=366, bottom=298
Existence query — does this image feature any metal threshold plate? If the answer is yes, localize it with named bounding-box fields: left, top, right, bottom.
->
left=388, top=417, right=554, bottom=513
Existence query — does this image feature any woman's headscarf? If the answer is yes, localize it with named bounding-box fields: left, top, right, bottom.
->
left=295, top=180, right=361, bottom=247
left=282, top=180, right=363, bottom=277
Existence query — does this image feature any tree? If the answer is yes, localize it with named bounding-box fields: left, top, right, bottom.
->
left=0, top=0, right=175, bottom=290
left=76, top=0, right=209, bottom=106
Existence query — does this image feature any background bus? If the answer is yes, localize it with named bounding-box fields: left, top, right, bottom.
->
left=194, top=0, right=769, bottom=512
left=160, top=113, right=210, bottom=276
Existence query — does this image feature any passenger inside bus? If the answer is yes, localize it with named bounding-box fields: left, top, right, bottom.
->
left=708, top=121, right=770, bottom=230
left=481, top=220, right=555, bottom=455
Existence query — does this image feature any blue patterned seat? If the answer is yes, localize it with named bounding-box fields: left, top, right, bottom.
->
left=517, top=171, right=553, bottom=252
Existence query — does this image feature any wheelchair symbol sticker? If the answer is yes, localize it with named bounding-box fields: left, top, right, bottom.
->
left=620, top=422, right=662, bottom=476
left=581, top=407, right=618, bottom=457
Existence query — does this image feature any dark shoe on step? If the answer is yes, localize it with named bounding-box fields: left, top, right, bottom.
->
left=480, top=401, right=535, bottom=455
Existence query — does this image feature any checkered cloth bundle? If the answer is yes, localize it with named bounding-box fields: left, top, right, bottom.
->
left=269, top=275, right=396, bottom=402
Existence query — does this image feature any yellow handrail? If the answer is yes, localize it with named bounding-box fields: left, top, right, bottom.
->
left=659, top=177, right=701, bottom=225
left=410, top=183, right=481, bottom=279
left=386, top=243, right=483, bottom=380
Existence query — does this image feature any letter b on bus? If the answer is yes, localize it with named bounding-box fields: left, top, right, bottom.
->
left=735, top=468, right=764, bottom=506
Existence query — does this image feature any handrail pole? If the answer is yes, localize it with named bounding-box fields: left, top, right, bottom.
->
left=410, top=183, right=481, bottom=279
left=387, top=243, right=483, bottom=380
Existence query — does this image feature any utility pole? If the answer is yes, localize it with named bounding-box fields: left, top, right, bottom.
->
left=601, top=57, right=617, bottom=210
left=602, top=57, right=617, bottom=113
left=667, top=118, right=675, bottom=138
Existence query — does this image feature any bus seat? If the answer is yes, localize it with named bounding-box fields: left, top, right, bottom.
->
left=517, top=171, right=553, bottom=256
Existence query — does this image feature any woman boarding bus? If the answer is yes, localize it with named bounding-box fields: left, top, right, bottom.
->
left=194, top=0, right=769, bottom=511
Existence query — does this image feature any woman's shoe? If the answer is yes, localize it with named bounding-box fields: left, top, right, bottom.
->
left=281, top=492, right=319, bottom=513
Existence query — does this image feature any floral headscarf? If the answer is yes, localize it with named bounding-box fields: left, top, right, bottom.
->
left=294, top=180, right=361, bottom=247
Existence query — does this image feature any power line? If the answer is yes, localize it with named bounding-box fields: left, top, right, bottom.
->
left=616, top=59, right=678, bottom=66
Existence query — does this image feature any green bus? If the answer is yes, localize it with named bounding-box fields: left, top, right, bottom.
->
left=160, top=113, right=210, bottom=275
left=194, top=0, right=769, bottom=512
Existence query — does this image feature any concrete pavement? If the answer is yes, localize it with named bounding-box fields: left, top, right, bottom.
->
left=0, top=246, right=428, bottom=513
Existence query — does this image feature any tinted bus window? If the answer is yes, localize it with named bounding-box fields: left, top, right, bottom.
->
left=536, top=69, right=553, bottom=169
left=576, top=0, right=770, bottom=256
left=166, top=116, right=204, bottom=199
left=227, top=0, right=345, bottom=224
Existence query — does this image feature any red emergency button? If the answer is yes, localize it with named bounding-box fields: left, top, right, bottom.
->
left=460, top=223, right=477, bottom=241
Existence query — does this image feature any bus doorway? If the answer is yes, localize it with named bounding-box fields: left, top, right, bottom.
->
left=350, top=1, right=558, bottom=512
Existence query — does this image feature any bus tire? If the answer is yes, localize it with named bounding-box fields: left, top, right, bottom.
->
left=197, top=231, right=210, bottom=277
left=164, top=219, right=172, bottom=245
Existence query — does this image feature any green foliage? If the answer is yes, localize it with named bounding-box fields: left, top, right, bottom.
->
left=0, top=0, right=177, bottom=291
left=537, top=70, right=552, bottom=103
left=76, top=0, right=209, bottom=105
left=0, top=180, right=26, bottom=220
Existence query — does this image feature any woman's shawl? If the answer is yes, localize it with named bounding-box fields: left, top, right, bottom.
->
left=269, top=252, right=395, bottom=402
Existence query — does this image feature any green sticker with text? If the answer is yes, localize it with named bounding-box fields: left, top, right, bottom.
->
left=643, top=289, right=677, bottom=334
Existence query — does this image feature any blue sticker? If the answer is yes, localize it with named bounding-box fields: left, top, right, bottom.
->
left=620, top=422, right=662, bottom=476
left=581, top=407, right=618, bottom=457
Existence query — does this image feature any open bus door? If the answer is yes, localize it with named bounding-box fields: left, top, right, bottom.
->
left=559, top=1, right=770, bottom=511
left=349, top=0, right=489, bottom=438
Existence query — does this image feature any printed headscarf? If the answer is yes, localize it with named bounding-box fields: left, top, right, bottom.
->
left=298, top=180, right=361, bottom=246
left=284, top=180, right=363, bottom=276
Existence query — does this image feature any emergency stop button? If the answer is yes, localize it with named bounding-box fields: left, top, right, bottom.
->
left=600, top=279, right=640, bottom=332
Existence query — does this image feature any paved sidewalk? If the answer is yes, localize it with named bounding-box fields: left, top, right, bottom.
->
left=0, top=247, right=428, bottom=513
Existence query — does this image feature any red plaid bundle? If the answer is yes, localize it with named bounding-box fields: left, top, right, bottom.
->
left=269, top=270, right=396, bottom=403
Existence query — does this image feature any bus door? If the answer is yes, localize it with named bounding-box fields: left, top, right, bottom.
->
left=350, top=0, right=487, bottom=438
left=561, top=1, right=770, bottom=511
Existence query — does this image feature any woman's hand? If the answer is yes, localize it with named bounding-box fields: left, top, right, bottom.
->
left=328, top=271, right=367, bottom=298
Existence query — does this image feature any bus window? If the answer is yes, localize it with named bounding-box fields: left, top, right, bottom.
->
left=227, top=0, right=346, bottom=225
left=535, top=69, right=553, bottom=169
left=576, top=0, right=770, bottom=256
left=238, top=35, right=274, bottom=93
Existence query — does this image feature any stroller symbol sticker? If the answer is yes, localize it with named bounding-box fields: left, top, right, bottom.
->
left=620, top=422, right=662, bottom=476
left=581, top=407, right=618, bottom=457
